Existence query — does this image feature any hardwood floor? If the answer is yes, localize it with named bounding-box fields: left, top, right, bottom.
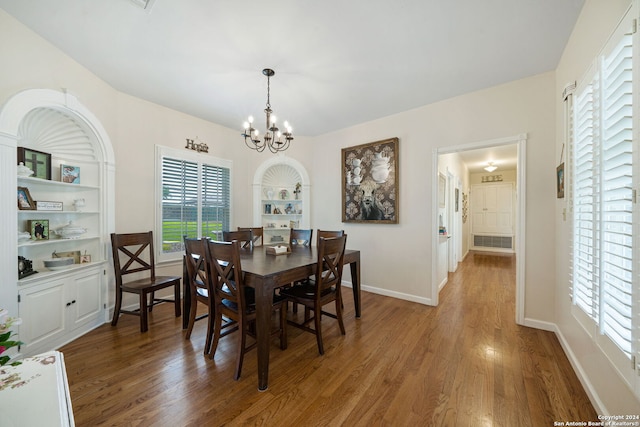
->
left=61, top=251, right=597, bottom=426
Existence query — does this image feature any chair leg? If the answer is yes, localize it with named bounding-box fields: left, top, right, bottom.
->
left=209, top=311, right=223, bottom=359
left=234, top=320, right=247, bottom=380
left=204, top=305, right=215, bottom=356
left=140, top=292, right=149, bottom=333
left=336, top=296, right=346, bottom=335
left=314, top=305, right=324, bottom=355
left=185, top=298, right=197, bottom=340
left=279, top=305, right=287, bottom=350
left=174, top=282, right=181, bottom=317
left=149, top=291, right=154, bottom=312
left=111, top=288, right=123, bottom=326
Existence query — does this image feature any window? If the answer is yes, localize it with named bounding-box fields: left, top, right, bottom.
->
left=569, top=5, right=637, bottom=390
left=155, top=146, right=232, bottom=262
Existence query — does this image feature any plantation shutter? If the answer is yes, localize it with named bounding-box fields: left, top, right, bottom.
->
left=160, top=155, right=231, bottom=255
left=599, top=32, right=634, bottom=356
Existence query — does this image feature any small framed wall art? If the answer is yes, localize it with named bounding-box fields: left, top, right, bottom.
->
left=28, top=219, right=49, bottom=240
left=18, top=186, right=36, bottom=210
left=17, top=147, right=51, bottom=180
left=61, top=164, right=80, bottom=184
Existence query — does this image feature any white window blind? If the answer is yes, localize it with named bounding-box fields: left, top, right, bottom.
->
left=570, top=12, right=636, bottom=368
left=156, top=146, right=231, bottom=262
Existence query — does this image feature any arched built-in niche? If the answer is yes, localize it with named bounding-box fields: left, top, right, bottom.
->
left=252, top=156, right=310, bottom=244
left=0, top=88, right=115, bottom=354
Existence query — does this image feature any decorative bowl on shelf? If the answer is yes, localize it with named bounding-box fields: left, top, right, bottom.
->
left=18, top=231, right=32, bottom=242
left=43, top=257, right=74, bottom=270
left=52, top=221, right=87, bottom=239
left=17, top=162, right=34, bottom=177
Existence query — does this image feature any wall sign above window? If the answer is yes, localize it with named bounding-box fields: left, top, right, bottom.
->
left=185, top=138, right=209, bottom=153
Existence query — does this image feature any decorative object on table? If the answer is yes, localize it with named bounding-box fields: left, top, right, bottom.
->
left=18, top=256, right=37, bottom=279
left=43, top=257, right=74, bottom=271
left=17, top=147, right=52, bottom=180
left=294, top=182, right=301, bottom=199
left=36, top=201, right=63, bottom=211
left=28, top=219, right=49, bottom=240
left=73, top=198, right=85, bottom=212
left=266, top=244, right=291, bottom=256
left=17, top=186, right=36, bottom=210
left=279, top=188, right=289, bottom=200
left=60, top=164, right=80, bottom=184
left=16, top=162, right=34, bottom=177
left=184, top=137, right=209, bottom=153
left=341, top=137, right=399, bottom=224
left=0, top=308, right=23, bottom=366
left=52, top=250, right=81, bottom=264
left=52, top=221, right=87, bottom=239
left=241, top=68, right=294, bottom=153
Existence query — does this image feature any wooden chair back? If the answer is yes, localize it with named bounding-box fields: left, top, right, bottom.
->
left=290, top=229, right=313, bottom=247
left=111, top=231, right=156, bottom=284
left=315, top=235, right=348, bottom=296
left=316, top=229, right=344, bottom=246
left=205, top=239, right=247, bottom=314
left=184, top=237, right=209, bottom=299
left=223, top=230, right=253, bottom=249
left=238, top=227, right=263, bottom=247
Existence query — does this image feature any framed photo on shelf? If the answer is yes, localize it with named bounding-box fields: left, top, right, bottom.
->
left=556, top=162, right=565, bottom=199
left=27, top=219, right=49, bottom=240
left=80, top=254, right=92, bottom=264
left=61, top=164, right=80, bottom=184
left=18, top=186, right=36, bottom=210
left=36, top=201, right=63, bottom=211
left=341, top=137, right=399, bottom=224
left=17, top=147, right=51, bottom=180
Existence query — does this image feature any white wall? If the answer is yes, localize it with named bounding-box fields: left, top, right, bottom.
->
left=554, top=0, right=640, bottom=415
left=311, top=72, right=556, bottom=316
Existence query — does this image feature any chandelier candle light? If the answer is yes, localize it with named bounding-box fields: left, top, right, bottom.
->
left=242, top=68, right=294, bottom=153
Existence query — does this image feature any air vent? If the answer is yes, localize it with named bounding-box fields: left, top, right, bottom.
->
left=474, top=235, right=513, bottom=249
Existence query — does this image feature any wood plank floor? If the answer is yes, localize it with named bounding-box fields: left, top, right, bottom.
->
left=60, top=251, right=597, bottom=426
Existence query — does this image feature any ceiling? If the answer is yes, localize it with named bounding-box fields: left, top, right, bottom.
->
left=0, top=0, right=583, bottom=168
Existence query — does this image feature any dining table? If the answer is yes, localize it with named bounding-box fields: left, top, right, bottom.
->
left=182, top=244, right=361, bottom=391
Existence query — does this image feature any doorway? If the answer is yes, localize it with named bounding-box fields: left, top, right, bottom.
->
left=431, top=134, right=527, bottom=325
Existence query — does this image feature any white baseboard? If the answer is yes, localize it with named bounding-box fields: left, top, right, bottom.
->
left=341, top=281, right=434, bottom=306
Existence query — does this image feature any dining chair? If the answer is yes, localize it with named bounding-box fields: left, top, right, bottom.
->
left=238, top=227, right=263, bottom=247
left=110, top=231, right=181, bottom=333
left=289, top=229, right=313, bottom=247
left=281, top=235, right=347, bottom=355
left=183, top=237, right=215, bottom=355
left=316, top=229, right=344, bottom=246
left=204, top=239, right=287, bottom=380
left=222, top=230, right=253, bottom=249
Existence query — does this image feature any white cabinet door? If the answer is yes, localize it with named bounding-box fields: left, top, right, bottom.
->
left=68, top=267, right=102, bottom=329
left=471, top=183, right=514, bottom=235
left=19, top=280, right=66, bottom=354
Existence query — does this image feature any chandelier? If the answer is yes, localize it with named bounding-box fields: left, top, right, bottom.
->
left=484, top=162, right=497, bottom=172
left=242, top=68, right=294, bottom=153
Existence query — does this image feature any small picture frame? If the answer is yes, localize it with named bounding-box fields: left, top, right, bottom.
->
left=28, top=219, right=49, bottom=240
left=18, top=186, right=36, bottom=210
left=17, top=147, right=51, bottom=180
left=80, top=254, right=92, bottom=264
left=556, top=163, right=565, bottom=199
left=61, top=164, right=80, bottom=184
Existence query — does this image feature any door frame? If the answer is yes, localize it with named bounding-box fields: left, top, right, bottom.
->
left=431, top=133, right=527, bottom=325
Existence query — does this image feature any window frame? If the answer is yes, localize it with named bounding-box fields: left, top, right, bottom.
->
left=155, top=145, right=233, bottom=263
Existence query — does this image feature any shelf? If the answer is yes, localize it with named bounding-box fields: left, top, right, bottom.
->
left=18, top=176, right=99, bottom=190
left=262, top=199, right=302, bottom=203
left=262, top=213, right=302, bottom=217
left=18, top=210, right=99, bottom=215
left=18, top=261, right=106, bottom=286
left=18, top=235, right=100, bottom=248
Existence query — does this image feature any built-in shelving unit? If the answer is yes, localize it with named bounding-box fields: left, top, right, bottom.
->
left=253, top=157, right=310, bottom=245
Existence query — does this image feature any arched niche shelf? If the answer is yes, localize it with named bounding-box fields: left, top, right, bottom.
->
left=0, top=88, right=115, bottom=354
left=252, top=156, right=311, bottom=244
